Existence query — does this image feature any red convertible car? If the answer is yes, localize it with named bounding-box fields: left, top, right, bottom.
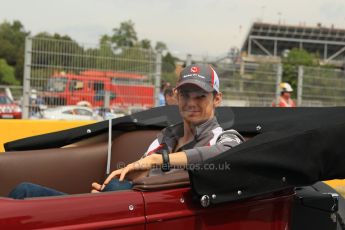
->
left=0, top=106, right=344, bottom=229
left=0, top=94, right=22, bottom=119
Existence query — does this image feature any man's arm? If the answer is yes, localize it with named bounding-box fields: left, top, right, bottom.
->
left=102, top=131, right=243, bottom=185
left=185, top=130, right=244, bottom=164
left=95, top=130, right=244, bottom=191
left=102, top=152, right=187, bottom=185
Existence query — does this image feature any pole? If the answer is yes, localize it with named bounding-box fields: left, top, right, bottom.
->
left=297, top=66, right=304, bottom=106
left=154, top=50, right=162, bottom=107
left=275, top=64, right=282, bottom=106
left=186, top=54, right=192, bottom=66
left=22, top=37, right=32, bottom=119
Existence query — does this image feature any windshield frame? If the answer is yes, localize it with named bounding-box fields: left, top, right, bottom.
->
left=45, top=77, right=68, bottom=92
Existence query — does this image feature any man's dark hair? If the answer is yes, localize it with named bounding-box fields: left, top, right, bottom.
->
left=163, top=87, right=174, bottom=97
left=161, top=81, right=170, bottom=92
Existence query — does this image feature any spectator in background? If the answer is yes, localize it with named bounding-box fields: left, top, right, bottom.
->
left=272, top=82, right=296, bottom=107
left=163, top=86, right=177, bottom=105
left=30, top=89, right=46, bottom=117
left=159, top=81, right=170, bottom=106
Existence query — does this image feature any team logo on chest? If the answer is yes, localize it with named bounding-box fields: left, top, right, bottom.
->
left=190, top=66, right=200, bottom=74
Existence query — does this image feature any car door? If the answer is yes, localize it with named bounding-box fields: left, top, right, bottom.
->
left=0, top=190, right=145, bottom=229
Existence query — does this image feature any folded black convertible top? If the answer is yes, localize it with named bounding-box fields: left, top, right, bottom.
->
left=4, top=106, right=345, bottom=204
left=190, top=107, right=345, bottom=204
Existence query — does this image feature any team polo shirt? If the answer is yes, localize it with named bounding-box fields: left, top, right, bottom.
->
left=143, top=117, right=244, bottom=175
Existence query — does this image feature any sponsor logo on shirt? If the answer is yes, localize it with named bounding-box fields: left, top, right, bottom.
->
left=217, top=134, right=242, bottom=145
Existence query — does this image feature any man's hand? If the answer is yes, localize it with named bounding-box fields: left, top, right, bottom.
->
left=104, top=154, right=161, bottom=183
left=91, top=182, right=102, bottom=193
left=90, top=170, right=149, bottom=193
left=90, top=154, right=160, bottom=193
left=90, top=151, right=187, bottom=193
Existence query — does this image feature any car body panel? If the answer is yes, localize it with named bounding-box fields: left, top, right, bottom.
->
left=38, top=106, right=102, bottom=121
left=143, top=188, right=293, bottom=230
left=0, top=187, right=293, bottom=230
left=0, top=94, right=22, bottom=119
left=0, top=190, right=145, bottom=229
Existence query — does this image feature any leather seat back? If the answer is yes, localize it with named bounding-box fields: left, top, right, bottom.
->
left=0, top=130, right=160, bottom=196
left=110, top=130, right=160, bottom=171
left=0, top=143, right=108, bottom=196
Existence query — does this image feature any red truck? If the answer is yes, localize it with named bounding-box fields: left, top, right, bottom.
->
left=42, top=70, right=155, bottom=108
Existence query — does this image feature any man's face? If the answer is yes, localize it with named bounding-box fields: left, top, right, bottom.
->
left=165, top=94, right=177, bottom=105
left=177, top=84, right=222, bottom=125
left=282, top=92, right=291, bottom=99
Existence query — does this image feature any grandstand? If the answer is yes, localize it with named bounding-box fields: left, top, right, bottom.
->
left=241, top=22, right=345, bottom=66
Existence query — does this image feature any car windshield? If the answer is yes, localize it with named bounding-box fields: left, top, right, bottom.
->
left=45, top=77, right=67, bottom=92
left=0, top=95, right=13, bottom=104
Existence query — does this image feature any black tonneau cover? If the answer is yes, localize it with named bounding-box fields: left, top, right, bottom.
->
left=190, top=107, right=345, bottom=204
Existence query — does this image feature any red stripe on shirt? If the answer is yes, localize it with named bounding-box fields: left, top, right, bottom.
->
left=146, top=144, right=164, bottom=156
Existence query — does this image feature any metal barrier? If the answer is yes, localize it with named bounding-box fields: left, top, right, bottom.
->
left=220, top=63, right=280, bottom=107
left=185, top=54, right=345, bottom=107
left=299, top=66, right=345, bottom=106
left=20, top=37, right=345, bottom=116
left=22, top=37, right=161, bottom=119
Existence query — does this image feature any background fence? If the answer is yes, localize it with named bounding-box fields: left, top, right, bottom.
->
left=183, top=53, right=345, bottom=107
left=22, top=37, right=160, bottom=118
left=301, top=66, right=345, bottom=106
left=13, top=37, right=345, bottom=119
left=189, top=57, right=280, bottom=107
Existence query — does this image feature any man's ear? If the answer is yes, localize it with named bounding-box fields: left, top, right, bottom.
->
left=214, top=92, right=222, bottom=107
left=174, top=88, right=179, bottom=102
left=173, top=88, right=177, bottom=94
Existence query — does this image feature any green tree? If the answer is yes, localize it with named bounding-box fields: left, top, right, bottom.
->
left=0, top=58, right=19, bottom=85
left=162, top=52, right=177, bottom=73
left=100, top=34, right=111, bottom=45
left=97, top=37, right=116, bottom=70
left=32, top=32, right=84, bottom=69
left=155, top=41, right=167, bottom=51
left=140, top=39, right=152, bottom=49
left=99, top=20, right=178, bottom=83
left=282, top=48, right=318, bottom=95
left=155, top=41, right=177, bottom=84
left=0, top=20, right=30, bottom=83
left=162, top=52, right=178, bottom=84
left=111, top=20, right=138, bottom=48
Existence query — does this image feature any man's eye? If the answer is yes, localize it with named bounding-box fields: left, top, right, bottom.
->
left=180, top=93, right=188, bottom=98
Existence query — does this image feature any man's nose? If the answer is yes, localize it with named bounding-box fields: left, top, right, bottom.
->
left=185, top=96, right=198, bottom=106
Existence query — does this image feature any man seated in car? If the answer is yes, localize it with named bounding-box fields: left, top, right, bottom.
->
left=9, top=64, right=244, bottom=198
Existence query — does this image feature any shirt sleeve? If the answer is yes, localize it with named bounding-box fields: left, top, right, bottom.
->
left=142, top=138, right=161, bottom=158
left=185, top=130, right=244, bottom=164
